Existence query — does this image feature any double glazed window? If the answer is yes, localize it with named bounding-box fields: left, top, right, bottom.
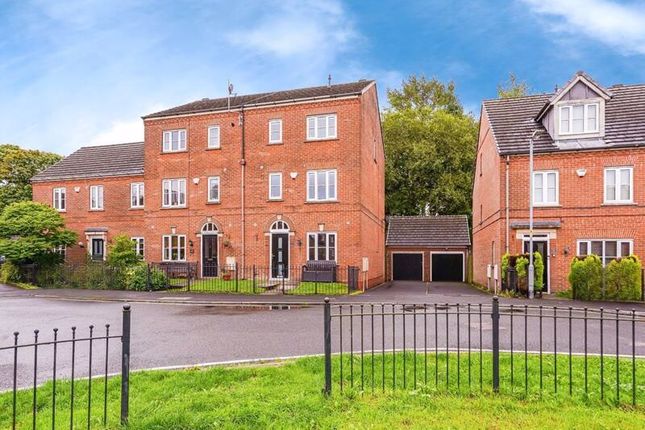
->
left=130, top=183, right=144, bottom=208
left=162, top=129, right=186, bottom=152
left=162, top=235, right=186, bottom=261
left=604, top=167, right=632, bottom=204
left=269, top=173, right=282, bottom=200
left=306, top=169, right=337, bottom=201
left=577, top=240, right=633, bottom=265
left=208, top=177, right=220, bottom=203
left=208, top=126, right=220, bottom=149
left=162, top=179, right=186, bottom=207
left=559, top=103, right=598, bottom=135
left=533, top=171, right=558, bottom=205
left=89, top=185, right=104, bottom=210
left=53, top=187, right=66, bottom=211
left=307, top=232, right=337, bottom=261
left=131, top=237, right=145, bottom=256
left=269, top=119, right=282, bottom=144
left=307, top=114, right=337, bottom=140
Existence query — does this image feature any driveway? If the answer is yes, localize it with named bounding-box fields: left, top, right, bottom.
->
left=361, top=281, right=489, bottom=302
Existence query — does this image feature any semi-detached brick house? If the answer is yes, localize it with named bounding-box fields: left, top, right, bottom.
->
left=472, top=71, right=645, bottom=293
left=32, top=80, right=386, bottom=287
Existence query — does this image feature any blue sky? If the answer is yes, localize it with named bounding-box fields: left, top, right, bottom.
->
left=2, top=0, right=645, bottom=155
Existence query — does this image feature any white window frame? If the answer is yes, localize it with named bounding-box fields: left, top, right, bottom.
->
left=604, top=167, right=633, bottom=204
left=306, top=169, right=337, bottom=202
left=162, top=235, right=186, bottom=261
left=89, top=185, right=104, bottom=210
left=207, top=176, right=220, bottom=203
left=131, top=237, right=145, bottom=257
left=306, top=114, right=337, bottom=140
left=130, top=182, right=144, bottom=208
left=208, top=125, right=220, bottom=149
left=576, top=239, right=633, bottom=266
left=268, top=119, right=283, bottom=144
left=53, top=187, right=66, bottom=212
left=268, top=172, right=282, bottom=200
left=162, top=179, right=187, bottom=208
left=307, top=232, right=337, bottom=262
left=162, top=129, right=187, bottom=152
left=532, top=170, right=559, bottom=206
left=53, top=245, right=66, bottom=259
left=559, top=103, right=599, bottom=135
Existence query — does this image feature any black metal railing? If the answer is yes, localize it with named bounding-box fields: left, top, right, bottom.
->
left=1, top=305, right=131, bottom=429
left=322, top=297, right=645, bottom=405
left=149, top=263, right=360, bottom=296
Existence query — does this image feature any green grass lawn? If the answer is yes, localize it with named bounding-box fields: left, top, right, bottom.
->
left=169, top=278, right=349, bottom=295
left=286, top=281, right=349, bottom=295
left=3, top=353, right=645, bottom=429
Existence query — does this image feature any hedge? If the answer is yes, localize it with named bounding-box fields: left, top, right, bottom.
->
left=502, top=251, right=544, bottom=292
left=569, top=254, right=642, bottom=301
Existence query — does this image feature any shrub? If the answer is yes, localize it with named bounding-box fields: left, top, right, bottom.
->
left=604, top=255, right=642, bottom=301
left=0, top=261, right=21, bottom=283
left=568, top=255, right=603, bottom=300
left=107, top=234, right=141, bottom=268
left=514, top=252, right=544, bottom=292
left=125, top=264, right=168, bottom=291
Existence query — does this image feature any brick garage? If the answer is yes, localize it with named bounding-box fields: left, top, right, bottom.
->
left=386, top=216, right=471, bottom=282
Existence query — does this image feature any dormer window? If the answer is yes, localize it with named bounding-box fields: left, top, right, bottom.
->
left=559, top=103, right=598, bottom=135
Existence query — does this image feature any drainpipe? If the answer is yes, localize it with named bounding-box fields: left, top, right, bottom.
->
left=505, top=156, right=510, bottom=254
left=240, top=108, right=246, bottom=268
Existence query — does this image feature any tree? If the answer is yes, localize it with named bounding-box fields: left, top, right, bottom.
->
left=0, top=201, right=76, bottom=263
left=0, top=144, right=62, bottom=213
left=107, top=234, right=141, bottom=267
left=384, top=76, right=478, bottom=216
left=497, top=73, right=530, bottom=99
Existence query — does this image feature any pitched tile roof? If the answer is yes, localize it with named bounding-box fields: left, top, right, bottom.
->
left=143, top=80, right=374, bottom=119
left=31, top=142, right=144, bottom=182
left=483, top=84, right=645, bottom=155
left=386, top=215, right=471, bottom=248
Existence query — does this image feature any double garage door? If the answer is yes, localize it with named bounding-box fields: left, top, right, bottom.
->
left=392, top=252, right=464, bottom=282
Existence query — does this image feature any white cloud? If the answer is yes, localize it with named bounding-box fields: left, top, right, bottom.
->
left=88, top=119, right=144, bottom=147
left=522, top=0, right=645, bottom=55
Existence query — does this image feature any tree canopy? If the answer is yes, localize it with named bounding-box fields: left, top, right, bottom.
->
left=497, top=73, right=530, bottom=99
left=107, top=234, right=142, bottom=267
left=0, top=201, right=77, bottom=263
left=0, top=144, right=62, bottom=213
left=384, top=76, right=478, bottom=216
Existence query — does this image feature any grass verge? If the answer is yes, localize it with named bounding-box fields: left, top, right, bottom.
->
left=170, top=278, right=349, bottom=295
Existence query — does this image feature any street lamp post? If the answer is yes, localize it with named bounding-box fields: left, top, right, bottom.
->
left=528, top=130, right=538, bottom=299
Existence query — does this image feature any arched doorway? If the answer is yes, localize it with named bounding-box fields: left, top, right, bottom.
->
left=270, top=220, right=290, bottom=279
left=201, top=222, right=219, bottom=277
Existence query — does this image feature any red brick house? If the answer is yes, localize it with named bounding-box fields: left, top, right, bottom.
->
left=472, top=72, right=645, bottom=293
left=32, top=81, right=386, bottom=287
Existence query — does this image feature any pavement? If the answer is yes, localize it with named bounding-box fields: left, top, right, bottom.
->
left=2, top=281, right=645, bottom=390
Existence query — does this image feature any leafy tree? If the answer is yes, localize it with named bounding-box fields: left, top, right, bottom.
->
left=384, top=76, right=478, bottom=216
left=497, top=73, right=530, bottom=99
left=0, top=201, right=76, bottom=263
left=0, top=144, right=62, bottom=213
left=107, top=234, right=141, bottom=267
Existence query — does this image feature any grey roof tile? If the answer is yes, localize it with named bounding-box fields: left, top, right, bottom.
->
left=386, top=215, right=471, bottom=247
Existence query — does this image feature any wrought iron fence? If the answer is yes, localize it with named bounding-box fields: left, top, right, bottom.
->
left=150, top=263, right=360, bottom=296
left=323, top=298, right=645, bottom=405
left=1, top=305, right=131, bottom=429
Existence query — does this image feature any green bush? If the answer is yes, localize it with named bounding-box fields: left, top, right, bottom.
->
left=604, top=255, right=642, bottom=301
left=514, top=252, right=544, bottom=292
left=107, top=234, right=141, bottom=268
left=568, top=255, right=605, bottom=300
left=125, top=264, right=168, bottom=291
left=0, top=261, right=21, bottom=283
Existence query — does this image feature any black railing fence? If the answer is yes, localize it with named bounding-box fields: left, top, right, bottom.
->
left=150, top=263, right=360, bottom=296
left=323, top=297, right=645, bottom=405
left=1, top=306, right=131, bottom=429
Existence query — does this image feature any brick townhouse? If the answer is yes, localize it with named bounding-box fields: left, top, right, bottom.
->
left=472, top=71, right=645, bottom=293
left=31, top=80, right=386, bottom=287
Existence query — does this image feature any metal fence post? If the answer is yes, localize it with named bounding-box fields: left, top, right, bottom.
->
left=146, top=264, right=151, bottom=291
left=641, top=268, right=644, bottom=302
left=323, top=297, right=332, bottom=395
left=252, top=265, right=257, bottom=293
left=491, top=296, right=500, bottom=393
left=120, top=304, right=131, bottom=425
left=235, top=263, right=239, bottom=293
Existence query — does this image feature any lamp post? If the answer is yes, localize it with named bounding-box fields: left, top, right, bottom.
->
left=528, top=130, right=539, bottom=299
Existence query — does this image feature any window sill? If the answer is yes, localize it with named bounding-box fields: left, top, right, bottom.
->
left=268, top=141, right=283, bottom=145
left=129, top=207, right=144, bottom=210
left=89, top=209, right=104, bottom=212
left=305, top=200, right=339, bottom=204
left=305, top=138, right=339, bottom=143
left=206, top=201, right=221, bottom=205
left=56, top=210, right=67, bottom=213
left=268, top=198, right=284, bottom=202
left=602, top=202, right=636, bottom=206
left=160, top=150, right=188, bottom=154
left=206, top=147, right=221, bottom=151
left=533, top=204, right=561, bottom=208
left=161, top=206, right=188, bottom=210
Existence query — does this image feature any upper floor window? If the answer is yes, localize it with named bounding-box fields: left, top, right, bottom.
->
left=162, top=129, right=186, bottom=152
left=577, top=239, right=632, bottom=266
left=162, top=179, right=186, bottom=207
left=307, top=169, right=337, bottom=202
left=208, top=126, right=220, bottom=149
left=604, top=167, right=632, bottom=204
left=208, top=176, right=220, bottom=203
left=89, top=185, right=104, bottom=210
left=307, top=114, right=337, bottom=140
left=162, top=235, right=186, bottom=261
left=533, top=171, right=558, bottom=206
left=269, top=119, right=282, bottom=144
left=269, top=172, right=282, bottom=200
left=131, top=237, right=145, bottom=256
left=130, top=183, right=144, bottom=208
left=53, top=187, right=66, bottom=212
left=559, top=103, right=598, bottom=135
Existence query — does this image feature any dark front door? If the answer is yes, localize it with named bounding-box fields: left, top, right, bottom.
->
left=91, top=238, right=104, bottom=261
left=523, top=240, right=548, bottom=292
left=392, top=253, right=423, bottom=281
left=431, top=253, right=464, bottom=282
left=202, top=235, right=218, bottom=277
left=271, top=233, right=289, bottom=278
